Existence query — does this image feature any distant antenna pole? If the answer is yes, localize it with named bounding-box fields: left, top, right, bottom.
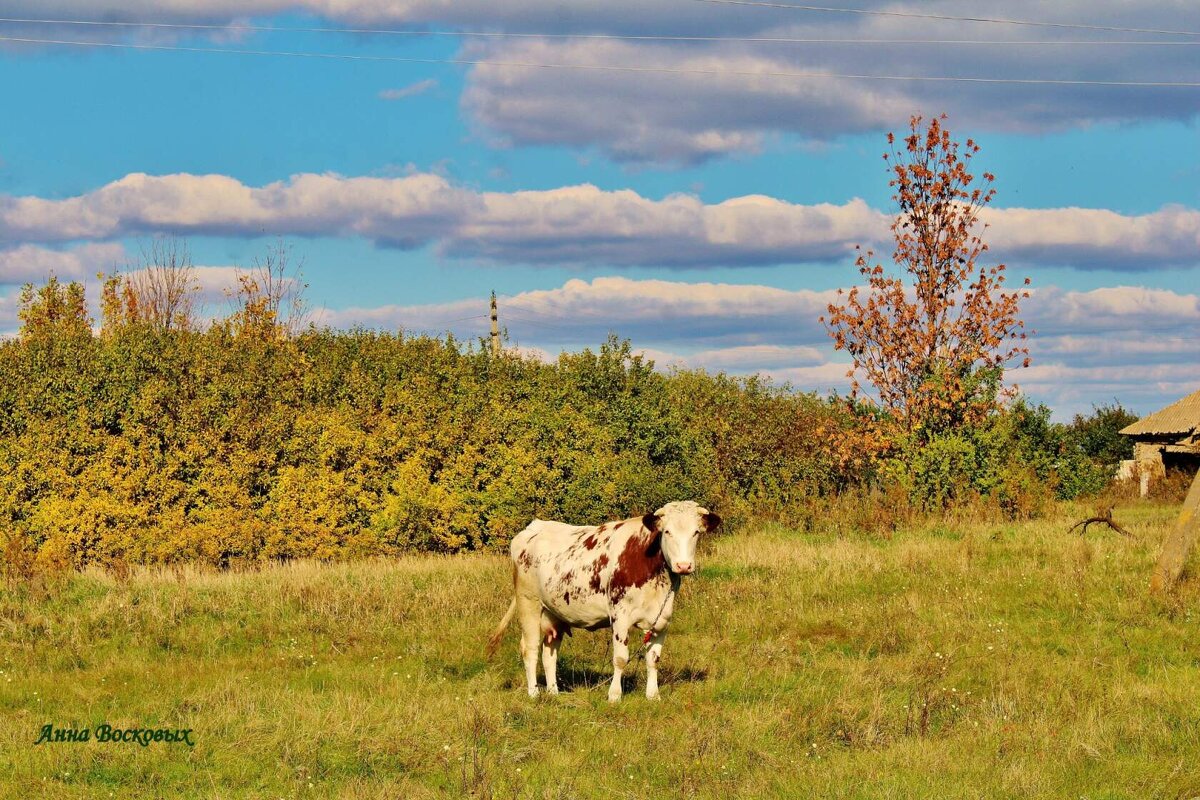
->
left=489, top=291, right=500, bottom=356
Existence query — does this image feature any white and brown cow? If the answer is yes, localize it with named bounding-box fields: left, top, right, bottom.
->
left=486, top=500, right=720, bottom=702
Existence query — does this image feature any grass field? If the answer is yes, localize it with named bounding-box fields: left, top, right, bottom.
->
left=3, top=501, right=1200, bottom=798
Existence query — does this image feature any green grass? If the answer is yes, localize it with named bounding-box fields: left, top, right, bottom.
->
left=3, top=501, right=1200, bottom=798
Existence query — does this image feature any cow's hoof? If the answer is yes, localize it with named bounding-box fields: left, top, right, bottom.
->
left=527, top=688, right=539, bottom=698
left=607, top=691, right=622, bottom=704
left=646, top=691, right=660, bottom=701
left=546, top=686, right=559, bottom=696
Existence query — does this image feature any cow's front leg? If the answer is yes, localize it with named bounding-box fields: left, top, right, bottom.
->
left=608, top=620, right=631, bottom=703
left=644, top=630, right=666, bottom=700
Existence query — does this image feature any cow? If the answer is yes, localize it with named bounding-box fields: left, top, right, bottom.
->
left=486, top=500, right=721, bottom=702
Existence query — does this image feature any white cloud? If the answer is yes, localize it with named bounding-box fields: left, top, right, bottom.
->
left=453, top=189, right=884, bottom=266
left=459, top=33, right=1200, bottom=164
left=2, top=267, right=1195, bottom=415
left=314, top=274, right=1198, bottom=358
left=3, top=172, right=1197, bottom=272
left=506, top=276, right=837, bottom=344
left=1016, top=362, right=1200, bottom=416
left=460, top=38, right=916, bottom=164
left=0, top=257, right=277, bottom=335
left=0, top=0, right=768, bottom=33
left=0, top=242, right=127, bottom=285
left=312, top=275, right=1197, bottom=415
left=1032, top=335, right=1197, bottom=368
left=0, top=287, right=21, bottom=334
left=0, top=171, right=477, bottom=245
left=379, top=79, right=438, bottom=101
left=316, top=275, right=837, bottom=346
left=681, top=344, right=827, bottom=370
left=2, top=3, right=1195, bottom=161
left=986, top=205, right=1200, bottom=270
left=1028, top=285, right=1200, bottom=334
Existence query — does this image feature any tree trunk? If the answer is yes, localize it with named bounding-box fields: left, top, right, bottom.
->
left=1150, top=471, right=1200, bottom=594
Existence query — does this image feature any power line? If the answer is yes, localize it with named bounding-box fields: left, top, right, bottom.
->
left=2, top=35, right=1198, bottom=87
left=1, top=17, right=1197, bottom=46
left=439, top=314, right=490, bottom=324
left=688, top=0, right=1200, bottom=38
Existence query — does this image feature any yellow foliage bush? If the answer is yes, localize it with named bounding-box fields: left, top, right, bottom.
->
left=0, top=281, right=874, bottom=567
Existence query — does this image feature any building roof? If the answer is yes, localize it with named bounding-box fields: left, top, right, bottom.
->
left=1121, top=388, right=1200, bottom=439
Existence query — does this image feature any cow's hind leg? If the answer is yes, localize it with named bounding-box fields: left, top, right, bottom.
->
left=608, top=618, right=631, bottom=703
left=515, top=595, right=543, bottom=697
left=540, top=613, right=562, bottom=696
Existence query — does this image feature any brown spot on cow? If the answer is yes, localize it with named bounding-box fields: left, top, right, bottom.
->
left=563, top=591, right=571, bottom=604
left=588, top=553, right=610, bottom=593
left=517, top=549, right=533, bottom=569
left=609, top=527, right=666, bottom=602
left=582, top=534, right=598, bottom=550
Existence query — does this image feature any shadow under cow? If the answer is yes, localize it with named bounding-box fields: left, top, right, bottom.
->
left=521, top=660, right=709, bottom=694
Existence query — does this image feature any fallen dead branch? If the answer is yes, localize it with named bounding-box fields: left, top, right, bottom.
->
left=1068, top=507, right=1132, bottom=538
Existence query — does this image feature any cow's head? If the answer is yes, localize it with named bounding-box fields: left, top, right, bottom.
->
left=643, top=500, right=721, bottom=575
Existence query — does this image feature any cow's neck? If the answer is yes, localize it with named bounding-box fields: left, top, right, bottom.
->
left=611, top=521, right=670, bottom=596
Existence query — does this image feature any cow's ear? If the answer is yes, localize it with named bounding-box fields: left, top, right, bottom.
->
left=642, top=513, right=661, bottom=534
left=702, top=511, right=722, bottom=533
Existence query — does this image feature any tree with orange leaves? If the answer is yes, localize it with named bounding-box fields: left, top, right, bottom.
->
left=823, top=115, right=1031, bottom=442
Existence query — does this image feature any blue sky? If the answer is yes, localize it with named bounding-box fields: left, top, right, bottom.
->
left=0, top=2, right=1197, bottom=417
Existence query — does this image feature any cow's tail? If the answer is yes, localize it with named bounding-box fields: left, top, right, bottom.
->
left=485, top=597, right=517, bottom=659
left=486, top=563, right=519, bottom=659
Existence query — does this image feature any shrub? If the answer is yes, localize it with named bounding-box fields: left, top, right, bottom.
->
left=1068, top=403, right=1138, bottom=468
left=0, top=292, right=873, bottom=565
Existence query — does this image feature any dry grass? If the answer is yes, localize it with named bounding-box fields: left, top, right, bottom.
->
left=2, top=500, right=1200, bottom=798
